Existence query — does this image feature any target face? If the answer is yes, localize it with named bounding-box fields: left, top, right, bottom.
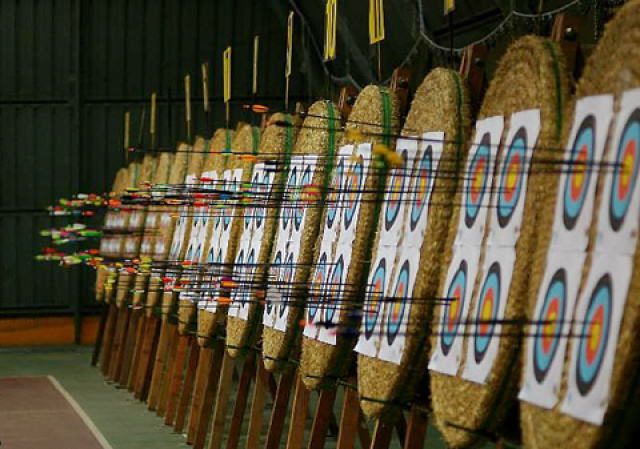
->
left=384, top=150, right=408, bottom=232
left=610, top=109, right=640, bottom=231
left=295, top=165, right=313, bottom=231
left=564, top=116, right=595, bottom=230
left=473, top=262, right=501, bottom=364
left=327, top=158, right=344, bottom=229
left=441, top=260, right=468, bottom=356
left=465, top=133, right=492, bottom=228
left=308, top=252, right=328, bottom=324
left=282, top=166, right=297, bottom=230
left=533, top=269, right=567, bottom=383
left=279, top=252, right=295, bottom=318
left=410, top=145, right=433, bottom=232
left=576, top=274, right=612, bottom=396
left=497, top=128, right=527, bottom=228
left=344, top=160, right=364, bottom=231
left=365, top=258, right=387, bottom=339
left=255, top=171, right=270, bottom=230
left=268, top=250, right=283, bottom=316
left=324, top=254, right=344, bottom=324
left=386, top=259, right=410, bottom=346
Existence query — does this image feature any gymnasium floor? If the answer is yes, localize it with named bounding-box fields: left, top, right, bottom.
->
left=0, top=347, right=458, bottom=448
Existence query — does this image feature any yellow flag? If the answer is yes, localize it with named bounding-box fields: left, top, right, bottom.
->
left=369, top=0, right=384, bottom=44
left=444, top=0, right=455, bottom=14
left=324, top=0, right=337, bottom=61
left=223, top=47, right=232, bottom=104
left=286, top=11, right=294, bottom=77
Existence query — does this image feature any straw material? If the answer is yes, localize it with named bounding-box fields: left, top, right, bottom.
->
left=132, top=151, right=175, bottom=308
left=521, top=3, right=640, bottom=448
left=178, top=129, right=234, bottom=336
left=115, top=154, right=157, bottom=308
left=95, top=168, right=129, bottom=302
left=426, top=36, right=570, bottom=448
left=261, top=101, right=342, bottom=371
left=144, top=142, right=191, bottom=319
left=224, top=114, right=299, bottom=352
left=357, top=68, right=471, bottom=421
left=104, top=162, right=141, bottom=305
left=300, top=85, right=401, bottom=390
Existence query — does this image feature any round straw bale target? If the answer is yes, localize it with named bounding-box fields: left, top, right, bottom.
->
left=178, top=130, right=234, bottom=335
left=300, top=85, right=401, bottom=390
left=132, top=151, right=175, bottom=308
left=259, top=100, right=342, bottom=371
left=222, top=114, right=299, bottom=352
left=144, top=142, right=192, bottom=318
left=428, top=35, right=570, bottom=448
left=520, top=2, right=640, bottom=448
left=96, top=167, right=129, bottom=303
left=356, top=68, right=471, bottom=421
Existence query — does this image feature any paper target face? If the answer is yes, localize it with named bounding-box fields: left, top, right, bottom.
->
left=326, top=157, right=345, bottom=230
left=465, top=133, right=492, bottom=230
left=295, top=164, right=313, bottom=232
left=575, top=274, right=611, bottom=396
left=255, top=167, right=270, bottom=231
left=267, top=250, right=283, bottom=317
left=228, top=248, right=245, bottom=318
left=282, top=166, right=297, bottom=231
left=441, top=259, right=468, bottom=357
left=278, top=252, right=295, bottom=320
left=343, top=158, right=364, bottom=232
left=304, top=250, right=329, bottom=338
left=364, top=257, right=387, bottom=341
left=533, top=268, right=567, bottom=384
left=384, top=150, right=408, bottom=233
left=410, top=144, right=434, bottom=233
left=245, top=170, right=261, bottom=232
left=323, top=254, right=344, bottom=325
left=473, top=261, right=501, bottom=364
left=563, top=116, right=596, bottom=231
left=609, top=109, right=640, bottom=232
left=497, top=128, right=527, bottom=228
left=385, top=259, right=410, bottom=347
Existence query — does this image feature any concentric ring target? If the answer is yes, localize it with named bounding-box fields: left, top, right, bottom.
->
left=344, top=160, right=364, bottom=231
left=308, top=252, right=328, bottom=324
left=563, top=116, right=595, bottom=230
left=244, top=248, right=255, bottom=306
left=267, top=250, right=283, bottom=315
left=324, top=255, right=344, bottom=324
left=295, top=165, right=312, bottom=231
left=326, top=158, right=344, bottom=229
left=473, top=262, right=501, bottom=364
left=410, top=145, right=433, bottom=232
left=255, top=171, right=270, bottom=229
left=279, top=252, right=295, bottom=318
left=365, top=258, right=387, bottom=339
left=610, top=109, right=640, bottom=231
left=282, top=166, right=297, bottom=230
left=533, top=269, right=567, bottom=383
left=465, top=133, right=492, bottom=228
left=576, top=274, right=612, bottom=396
left=384, top=150, right=408, bottom=232
left=497, top=127, right=527, bottom=228
left=232, top=248, right=245, bottom=304
left=386, top=259, right=410, bottom=346
left=441, top=260, right=468, bottom=356
left=245, top=172, right=261, bottom=230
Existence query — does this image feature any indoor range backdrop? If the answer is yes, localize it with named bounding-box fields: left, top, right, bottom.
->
left=0, top=0, right=599, bottom=332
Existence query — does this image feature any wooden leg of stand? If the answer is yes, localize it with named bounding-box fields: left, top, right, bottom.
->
left=100, top=304, right=118, bottom=376
left=135, top=315, right=158, bottom=399
left=118, top=309, right=139, bottom=385
left=147, top=320, right=171, bottom=410
left=357, top=410, right=372, bottom=449
left=225, top=351, right=257, bottom=449
left=110, top=307, right=130, bottom=382
left=307, top=386, right=338, bottom=449
left=187, top=347, right=213, bottom=443
left=127, top=312, right=146, bottom=390
left=336, top=385, right=361, bottom=449
left=371, top=421, right=394, bottom=449
left=175, top=336, right=200, bottom=433
left=164, top=334, right=189, bottom=425
left=246, top=361, right=270, bottom=449
left=157, top=325, right=180, bottom=417
left=395, top=414, right=407, bottom=445
left=207, top=351, right=237, bottom=449
left=264, top=367, right=296, bottom=449
left=285, top=372, right=310, bottom=449
left=92, top=304, right=109, bottom=367
left=193, top=340, right=225, bottom=449
left=402, top=406, right=428, bottom=449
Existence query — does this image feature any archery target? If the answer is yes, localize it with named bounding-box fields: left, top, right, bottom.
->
left=457, top=116, right=503, bottom=245
left=245, top=170, right=261, bottom=232
left=227, top=247, right=245, bottom=318
left=326, top=154, right=345, bottom=230
left=282, top=165, right=297, bottom=231
left=552, top=95, right=614, bottom=251
left=519, top=249, right=585, bottom=410
left=561, top=253, right=632, bottom=424
left=304, top=247, right=330, bottom=339
left=379, top=249, right=421, bottom=364
left=274, top=251, right=295, bottom=331
left=429, top=244, right=480, bottom=376
left=342, top=156, right=365, bottom=234
left=609, top=111, right=640, bottom=231
left=263, top=249, right=283, bottom=328
left=295, top=159, right=315, bottom=233
left=383, top=149, right=408, bottom=234
left=463, top=246, right=515, bottom=384
left=318, top=245, right=353, bottom=345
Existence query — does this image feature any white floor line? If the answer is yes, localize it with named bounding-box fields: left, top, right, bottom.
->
left=47, top=375, right=114, bottom=449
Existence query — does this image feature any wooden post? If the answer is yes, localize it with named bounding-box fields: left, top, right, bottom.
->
left=307, top=387, right=338, bottom=449
left=336, top=385, right=363, bottom=449
left=134, top=314, right=159, bottom=399
left=207, top=351, right=237, bottom=449
left=109, top=306, right=130, bottom=381
left=157, top=324, right=180, bottom=417
left=225, top=350, right=257, bottom=449
left=147, top=320, right=172, bottom=410
left=174, top=336, right=201, bottom=433
left=402, top=406, right=429, bottom=449
left=187, top=346, right=214, bottom=443
left=91, top=303, right=109, bottom=367
left=285, top=373, right=310, bottom=449
left=127, top=311, right=146, bottom=391
left=100, top=303, right=118, bottom=375
left=370, top=421, right=394, bottom=449
left=458, top=44, right=487, bottom=117
left=192, top=340, right=225, bottom=449
left=551, top=13, right=581, bottom=78
left=245, top=361, right=270, bottom=448
left=164, top=334, right=190, bottom=425
left=118, top=308, right=140, bottom=385
left=263, top=366, right=296, bottom=449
